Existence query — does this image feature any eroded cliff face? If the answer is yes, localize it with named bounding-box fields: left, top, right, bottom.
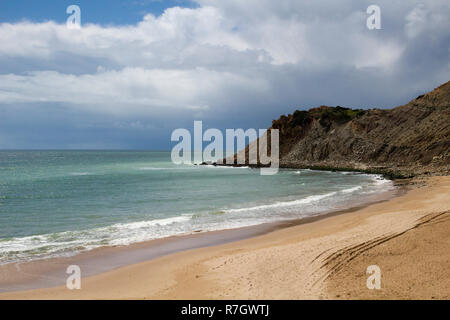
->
left=272, top=81, right=450, bottom=177
left=227, top=81, right=450, bottom=178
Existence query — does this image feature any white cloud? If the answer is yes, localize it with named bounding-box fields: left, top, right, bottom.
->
left=404, top=2, right=450, bottom=40
left=0, top=0, right=448, bottom=123
left=0, top=67, right=269, bottom=115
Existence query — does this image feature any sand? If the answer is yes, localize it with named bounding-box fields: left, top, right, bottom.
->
left=1, top=176, right=449, bottom=300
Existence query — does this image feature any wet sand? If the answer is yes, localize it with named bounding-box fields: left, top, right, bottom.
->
left=0, top=176, right=448, bottom=299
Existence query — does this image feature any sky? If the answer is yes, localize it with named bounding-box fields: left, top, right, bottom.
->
left=0, top=0, right=449, bottom=149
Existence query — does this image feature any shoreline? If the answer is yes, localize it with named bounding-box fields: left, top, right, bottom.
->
left=2, top=175, right=448, bottom=299
left=212, top=162, right=415, bottom=180
left=0, top=177, right=402, bottom=294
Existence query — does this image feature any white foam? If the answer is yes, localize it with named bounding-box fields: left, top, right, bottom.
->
left=340, top=186, right=363, bottom=194
left=138, top=167, right=186, bottom=171
left=226, top=192, right=338, bottom=213
left=0, top=215, right=193, bottom=264
left=110, top=215, right=191, bottom=230
left=204, top=165, right=250, bottom=169
left=339, top=171, right=358, bottom=175
left=0, top=172, right=396, bottom=264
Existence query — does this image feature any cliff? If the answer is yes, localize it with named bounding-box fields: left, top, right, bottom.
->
left=229, top=81, right=450, bottom=178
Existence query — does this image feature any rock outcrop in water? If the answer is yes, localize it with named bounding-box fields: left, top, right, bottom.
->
left=229, top=81, right=450, bottom=178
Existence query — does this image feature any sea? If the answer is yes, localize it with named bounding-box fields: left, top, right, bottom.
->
left=0, top=150, right=394, bottom=264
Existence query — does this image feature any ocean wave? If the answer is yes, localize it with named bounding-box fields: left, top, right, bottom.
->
left=138, top=167, right=190, bottom=171
left=0, top=215, right=193, bottom=264
left=225, top=192, right=338, bottom=213
left=339, top=171, right=359, bottom=175
left=340, top=186, right=363, bottom=193
left=0, top=173, right=394, bottom=264
left=203, top=165, right=250, bottom=169
left=110, top=215, right=191, bottom=229
left=70, top=172, right=92, bottom=176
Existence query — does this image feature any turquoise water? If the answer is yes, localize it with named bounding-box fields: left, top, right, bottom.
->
left=0, top=151, right=393, bottom=263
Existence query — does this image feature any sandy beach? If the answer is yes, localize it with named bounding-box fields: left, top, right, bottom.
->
left=1, top=175, right=449, bottom=300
